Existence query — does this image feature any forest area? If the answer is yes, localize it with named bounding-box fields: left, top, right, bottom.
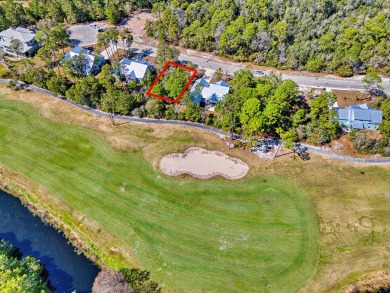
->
left=1, top=0, right=389, bottom=76
left=147, top=0, right=390, bottom=76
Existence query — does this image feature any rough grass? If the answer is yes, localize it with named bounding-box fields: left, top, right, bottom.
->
left=0, top=98, right=320, bottom=292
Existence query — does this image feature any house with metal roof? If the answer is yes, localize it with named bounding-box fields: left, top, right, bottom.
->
left=64, top=46, right=105, bottom=76
left=0, top=27, right=39, bottom=57
left=118, top=58, right=153, bottom=81
left=334, top=103, right=383, bottom=130
left=190, top=78, right=230, bottom=109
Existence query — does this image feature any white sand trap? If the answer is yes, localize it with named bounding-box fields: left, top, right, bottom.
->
left=159, top=147, right=249, bottom=179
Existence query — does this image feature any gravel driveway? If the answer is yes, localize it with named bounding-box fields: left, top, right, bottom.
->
left=68, top=25, right=98, bottom=46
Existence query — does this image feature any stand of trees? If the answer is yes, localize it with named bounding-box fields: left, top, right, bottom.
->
left=147, top=0, right=390, bottom=75
left=215, top=69, right=341, bottom=146
left=0, top=238, right=53, bottom=292
left=0, top=0, right=156, bottom=28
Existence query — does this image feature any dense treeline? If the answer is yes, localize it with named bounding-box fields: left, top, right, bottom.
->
left=147, top=0, right=390, bottom=76
left=0, top=238, right=53, bottom=292
left=0, top=0, right=154, bottom=27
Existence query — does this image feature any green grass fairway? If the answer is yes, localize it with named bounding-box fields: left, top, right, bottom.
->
left=0, top=99, right=320, bottom=292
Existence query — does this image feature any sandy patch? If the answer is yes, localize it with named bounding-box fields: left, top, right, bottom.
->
left=159, top=147, right=249, bottom=179
left=120, top=11, right=156, bottom=41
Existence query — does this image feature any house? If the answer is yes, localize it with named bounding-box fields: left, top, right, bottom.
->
left=0, top=27, right=39, bottom=57
left=118, top=58, right=152, bottom=81
left=63, top=46, right=105, bottom=76
left=190, top=78, right=230, bottom=109
left=334, top=103, right=383, bottom=131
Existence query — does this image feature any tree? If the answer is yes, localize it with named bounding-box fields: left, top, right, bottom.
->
left=215, top=67, right=223, bottom=81
left=120, top=268, right=161, bottom=293
left=240, top=98, right=263, bottom=135
left=46, top=74, right=70, bottom=95
left=145, top=98, right=165, bottom=118
left=50, top=25, right=70, bottom=54
left=362, top=68, right=383, bottom=97
left=63, top=51, right=90, bottom=78
left=155, top=40, right=180, bottom=68
left=0, top=238, right=53, bottom=292
left=9, top=39, right=24, bottom=57
left=105, top=2, right=122, bottom=24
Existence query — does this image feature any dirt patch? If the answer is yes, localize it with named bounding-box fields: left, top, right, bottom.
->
left=332, top=89, right=371, bottom=108
left=160, top=147, right=250, bottom=179
left=119, top=10, right=156, bottom=41
left=326, top=133, right=384, bottom=158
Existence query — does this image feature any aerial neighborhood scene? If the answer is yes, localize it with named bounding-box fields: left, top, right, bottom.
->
left=0, top=0, right=389, bottom=292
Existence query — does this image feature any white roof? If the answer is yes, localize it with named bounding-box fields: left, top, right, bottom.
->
left=119, top=58, right=151, bottom=80
left=0, top=27, right=35, bottom=43
left=64, top=46, right=101, bottom=75
left=191, top=78, right=230, bottom=103
left=0, top=27, right=36, bottom=53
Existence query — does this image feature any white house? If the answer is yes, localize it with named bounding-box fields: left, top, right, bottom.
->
left=118, top=58, right=153, bottom=81
left=0, top=27, right=39, bottom=57
left=334, top=103, right=383, bottom=131
left=190, top=78, right=230, bottom=109
left=64, top=46, right=105, bottom=76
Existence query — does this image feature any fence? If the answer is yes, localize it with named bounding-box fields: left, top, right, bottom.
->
left=1, top=78, right=389, bottom=164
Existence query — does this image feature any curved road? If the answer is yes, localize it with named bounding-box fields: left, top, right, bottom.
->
left=0, top=79, right=389, bottom=164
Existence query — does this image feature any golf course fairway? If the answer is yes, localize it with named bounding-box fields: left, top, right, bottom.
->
left=0, top=99, right=320, bottom=292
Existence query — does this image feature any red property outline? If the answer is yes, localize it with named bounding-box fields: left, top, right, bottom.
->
left=146, top=61, right=197, bottom=103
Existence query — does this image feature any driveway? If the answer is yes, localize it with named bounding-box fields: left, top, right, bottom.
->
left=68, top=25, right=98, bottom=46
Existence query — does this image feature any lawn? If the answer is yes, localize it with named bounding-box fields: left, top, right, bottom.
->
left=0, top=98, right=320, bottom=292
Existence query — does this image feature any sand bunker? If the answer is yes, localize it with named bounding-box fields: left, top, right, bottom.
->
left=159, top=147, right=249, bottom=179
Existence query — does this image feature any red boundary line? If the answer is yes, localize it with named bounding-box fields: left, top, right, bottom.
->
left=146, top=61, right=197, bottom=103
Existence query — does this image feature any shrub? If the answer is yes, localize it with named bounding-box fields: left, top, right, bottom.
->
left=336, top=66, right=353, bottom=77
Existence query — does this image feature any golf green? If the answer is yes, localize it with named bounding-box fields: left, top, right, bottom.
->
left=0, top=99, right=320, bottom=292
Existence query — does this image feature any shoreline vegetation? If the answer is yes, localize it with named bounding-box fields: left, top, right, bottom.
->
left=0, top=86, right=389, bottom=292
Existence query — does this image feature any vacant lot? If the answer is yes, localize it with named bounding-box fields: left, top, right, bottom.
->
left=0, top=86, right=389, bottom=292
left=0, top=97, right=319, bottom=292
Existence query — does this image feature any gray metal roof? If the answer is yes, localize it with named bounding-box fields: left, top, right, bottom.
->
left=334, top=103, right=383, bottom=130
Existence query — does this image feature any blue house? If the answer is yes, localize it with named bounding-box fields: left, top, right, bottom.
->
left=190, top=78, right=230, bottom=110
left=334, top=103, right=383, bottom=130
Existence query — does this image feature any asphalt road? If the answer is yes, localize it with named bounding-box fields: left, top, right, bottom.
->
left=130, top=42, right=390, bottom=93
left=67, top=24, right=389, bottom=93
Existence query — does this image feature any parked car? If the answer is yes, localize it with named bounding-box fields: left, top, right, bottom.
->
left=90, top=23, right=103, bottom=32
left=368, top=88, right=386, bottom=97
left=253, top=70, right=264, bottom=76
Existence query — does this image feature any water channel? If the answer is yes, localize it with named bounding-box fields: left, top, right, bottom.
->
left=0, top=189, right=99, bottom=292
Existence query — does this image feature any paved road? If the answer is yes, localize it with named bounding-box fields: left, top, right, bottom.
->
left=130, top=42, right=390, bottom=92
left=67, top=24, right=390, bottom=92
left=1, top=78, right=389, bottom=164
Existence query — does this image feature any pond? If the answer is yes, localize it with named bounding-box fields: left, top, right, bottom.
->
left=0, top=190, right=99, bottom=293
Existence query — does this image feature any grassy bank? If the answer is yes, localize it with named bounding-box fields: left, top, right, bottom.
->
left=0, top=96, right=320, bottom=292
left=0, top=85, right=389, bottom=292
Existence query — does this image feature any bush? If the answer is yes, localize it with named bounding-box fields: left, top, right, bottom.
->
left=336, top=66, right=354, bottom=77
